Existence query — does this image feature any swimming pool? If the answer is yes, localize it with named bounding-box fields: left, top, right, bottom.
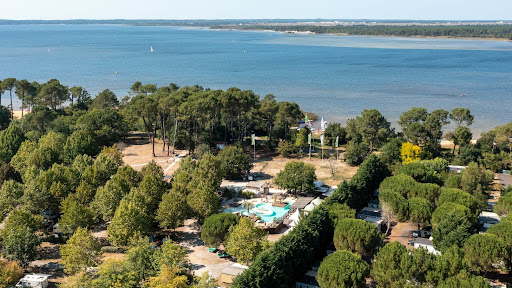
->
left=224, top=202, right=293, bottom=223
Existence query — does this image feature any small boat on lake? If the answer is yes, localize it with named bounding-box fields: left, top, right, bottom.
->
left=150, top=46, right=154, bottom=53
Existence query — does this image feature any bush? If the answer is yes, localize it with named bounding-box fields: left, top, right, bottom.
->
left=240, top=190, right=254, bottom=199
left=277, top=140, right=295, bottom=157
left=100, top=246, right=126, bottom=253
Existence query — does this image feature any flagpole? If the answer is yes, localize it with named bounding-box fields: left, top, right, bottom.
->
left=308, top=132, right=312, bottom=161
left=309, top=143, right=311, bottom=161
left=252, top=133, right=256, bottom=161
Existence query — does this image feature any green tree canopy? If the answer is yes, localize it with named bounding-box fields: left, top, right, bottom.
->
left=450, top=108, right=474, bottom=127
left=37, top=79, right=69, bottom=110
left=0, top=180, right=24, bottom=215
left=460, top=162, right=493, bottom=208
left=217, top=146, right=253, bottom=180
left=91, top=89, right=119, bottom=109
left=201, top=213, right=240, bottom=247
left=60, top=227, right=102, bottom=275
left=316, top=250, right=370, bottom=288
left=75, top=109, right=127, bottom=147
left=437, top=188, right=480, bottom=218
left=0, top=124, right=25, bottom=165
left=226, top=217, right=268, bottom=264
left=63, top=130, right=99, bottom=164
left=431, top=202, right=475, bottom=226
left=274, top=160, right=316, bottom=195
left=108, top=198, right=152, bottom=247
left=408, top=197, right=433, bottom=229
left=0, top=105, right=10, bottom=130
left=186, top=153, right=222, bottom=222
left=156, top=187, right=190, bottom=230
left=344, top=140, right=369, bottom=166
left=371, top=241, right=408, bottom=287
left=432, top=212, right=474, bottom=253
left=334, top=218, right=381, bottom=256
left=463, top=233, right=509, bottom=274
left=326, top=203, right=356, bottom=226
left=58, top=194, right=94, bottom=235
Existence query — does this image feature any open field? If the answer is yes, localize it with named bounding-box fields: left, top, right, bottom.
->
left=120, top=138, right=358, bottom=187
left=253, top=154, right=358, bottom=186
left=120, top=138, right=187, bottom=175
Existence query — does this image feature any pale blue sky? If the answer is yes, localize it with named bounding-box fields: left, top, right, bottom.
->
left=1, top=0, right=510, bottom=20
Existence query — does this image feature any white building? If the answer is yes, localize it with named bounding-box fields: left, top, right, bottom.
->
left=413, top=238, right=440, bottom=255
left=16, top=274, right=51, bottom=288
left=479, top=211, right=500, bottom=231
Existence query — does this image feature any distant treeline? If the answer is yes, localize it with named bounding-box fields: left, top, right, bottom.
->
left=215, top=24, right=512, bottom=40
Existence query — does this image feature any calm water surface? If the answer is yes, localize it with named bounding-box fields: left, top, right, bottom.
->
left=1, top=24, right=512, bottom=134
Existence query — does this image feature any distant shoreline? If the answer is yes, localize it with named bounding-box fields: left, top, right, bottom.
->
left=210, top=27, right=512, bottom=42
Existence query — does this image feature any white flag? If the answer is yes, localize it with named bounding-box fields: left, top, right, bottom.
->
left=320, top=134, right=324, bottom=146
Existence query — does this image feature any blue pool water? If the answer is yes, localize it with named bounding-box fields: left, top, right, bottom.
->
left=224, top=202, right=292, bottom=223
left=1, top=24, right=512, bottom=135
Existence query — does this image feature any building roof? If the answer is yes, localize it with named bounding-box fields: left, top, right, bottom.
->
left=289, top=197, right=315, bottom=210
left=221, top=263, right=248, bottom=276
left=362, top=216, right=383, bottom=224
left=357, top=207, right=381, bottom=218
left=479, top=211, right=501, bottom=223
left=414, top=238, right=433, bottom=246
left=246, top=181, right=265, bottom=189
left=498, top=173, right=512, bottom=188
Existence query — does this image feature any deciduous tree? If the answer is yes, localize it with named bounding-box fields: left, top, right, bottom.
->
left=60, top=227, right=102, bottom=275
left=274, top=160, right=316, bottom=195
left=217, top=145, right=253, bottom=180
left=226, top=217, right=268, bottom=264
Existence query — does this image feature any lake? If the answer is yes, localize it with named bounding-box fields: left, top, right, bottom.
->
left=1, top=24, right=512, bottom=135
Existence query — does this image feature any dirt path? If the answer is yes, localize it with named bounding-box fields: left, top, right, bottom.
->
left=385, top=222, right=416, bottom=246
left=174, top=220, right=234, bottom=280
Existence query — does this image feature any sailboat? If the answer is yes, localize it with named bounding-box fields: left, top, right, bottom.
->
left=150, top=46, right=154, bottom=53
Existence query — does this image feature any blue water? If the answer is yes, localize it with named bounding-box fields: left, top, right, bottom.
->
left=1, top=24, right=512, bottom=135
left=224, top=202, right=292, bottom=223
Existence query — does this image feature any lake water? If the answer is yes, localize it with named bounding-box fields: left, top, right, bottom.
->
left=1, top=24, right=512, bottom=135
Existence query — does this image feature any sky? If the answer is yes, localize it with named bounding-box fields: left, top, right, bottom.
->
left=1, top=0, right=511, bottom=20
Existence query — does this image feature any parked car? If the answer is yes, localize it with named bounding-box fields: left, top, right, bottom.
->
left=407, top=240, right=415, bottom=245
left=412, top=230, right=419, bottom=238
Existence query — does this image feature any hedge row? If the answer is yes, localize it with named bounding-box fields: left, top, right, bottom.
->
left=232, top=155, right=390, bottom=287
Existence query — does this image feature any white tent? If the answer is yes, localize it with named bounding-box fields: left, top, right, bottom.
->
left=312, top=198, right=323, bottom=206
left=288, top=210, right=301, bottom=227
left=304, top=203, right=316, bottom=212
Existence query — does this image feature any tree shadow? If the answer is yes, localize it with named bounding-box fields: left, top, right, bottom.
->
left=37, top=245, right=61, bottom=260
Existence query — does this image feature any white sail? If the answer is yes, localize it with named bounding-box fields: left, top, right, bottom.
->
left=150, top=46, right=154, bottom=53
